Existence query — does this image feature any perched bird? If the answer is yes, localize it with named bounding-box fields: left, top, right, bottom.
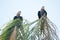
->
left=38, top=6, right=47, bottom=19
left=14, top=11, right=23, bottom=20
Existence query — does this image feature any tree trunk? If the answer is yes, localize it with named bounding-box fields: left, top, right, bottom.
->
left=9, top=26, right=16, bottom=40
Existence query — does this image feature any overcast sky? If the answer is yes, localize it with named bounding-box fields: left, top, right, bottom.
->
left=0, top=0, right=60, bottom=39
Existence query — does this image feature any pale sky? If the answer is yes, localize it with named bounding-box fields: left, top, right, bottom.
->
left=0, top=0, right=60, bottom=39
